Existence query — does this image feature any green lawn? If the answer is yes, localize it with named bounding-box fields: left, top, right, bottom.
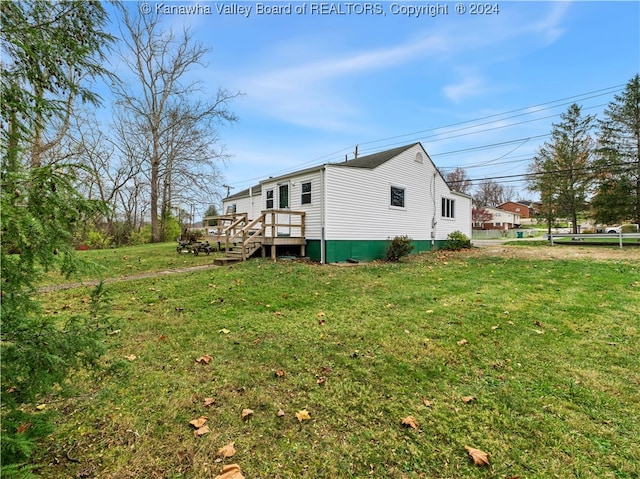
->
left=33, top=245, right=640, bottom=478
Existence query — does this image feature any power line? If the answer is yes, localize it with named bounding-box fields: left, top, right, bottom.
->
left=228, top=83, right=625, bottom=188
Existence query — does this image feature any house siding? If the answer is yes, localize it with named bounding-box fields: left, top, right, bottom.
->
left=323, top=144, right=471, bottom=242
left=221, top=142, right=472, bottom=263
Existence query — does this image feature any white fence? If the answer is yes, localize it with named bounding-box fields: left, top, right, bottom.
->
left=546, top=232, right=640, bottom=248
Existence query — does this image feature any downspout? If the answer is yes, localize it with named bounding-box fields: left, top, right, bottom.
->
left=321, top=165, right=327, bottom=264
left=431, top=171, right=437, bottom=247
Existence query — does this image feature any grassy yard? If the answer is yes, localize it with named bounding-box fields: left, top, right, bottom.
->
left=32, top=244, right=640, bottom=478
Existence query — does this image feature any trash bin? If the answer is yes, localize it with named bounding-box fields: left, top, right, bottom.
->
left=517, top=231, right=523, bottom=238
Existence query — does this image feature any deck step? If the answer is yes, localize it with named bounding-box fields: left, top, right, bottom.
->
left=213, top=257, right=242, bottom=266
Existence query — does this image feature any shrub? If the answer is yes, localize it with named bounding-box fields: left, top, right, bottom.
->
left=386, top=235, right=414, bottom=261
left=446, top=231, right=472, bottom=250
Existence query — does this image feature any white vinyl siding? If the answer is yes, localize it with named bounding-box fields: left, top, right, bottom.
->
left=324, top=144, right=455, bottom=241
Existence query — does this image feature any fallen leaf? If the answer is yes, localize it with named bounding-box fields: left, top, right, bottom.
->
left=457, top=339, right=468, bottom=346
left=16, top=422, right=31, bottom=434
left=194, top=425, right=210, bottom=437
left=421, top=397, right=433, bottom=407
left=214, top=464, right=244, bottom=479
left=461, top=396, right=477, bottom=403
left=277, top=408, right=285, bottom=417
left=534, top=329, right=545, bottom=335
left=317, top=377, right=326, bottom=385
left=203, top=397, right=216, bottom=407
left=253, top=338, right=262, bottom=345
left=219, top=328, right=230, bottom=334
left=491, top=325, right=500, bottom=330
left=317, top=311, right=326, bottom=317
left=195, top=355, right=213, bottom=364
left=465, top=446, right=490, bottom=466
left=241, top=408, right=254, bottom=420
left=274, top=369, right=286, bottom=378
left=218, top=442, right=236, bottom=458
left=126, top=354, right=137, bottom=361
left=189, top=416, right=208, bottom=428
left=401, top=416, right=419, bottom=429
left=36, top=404, right=46, bottom=411
left=295, top=409, right=311, bottom=422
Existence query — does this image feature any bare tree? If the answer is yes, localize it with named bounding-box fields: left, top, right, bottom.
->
left=444, top=167, right=472, bottom=195
left=114, top=8, right=240, bottom=242
left=473, top=180, right=515, bottom=208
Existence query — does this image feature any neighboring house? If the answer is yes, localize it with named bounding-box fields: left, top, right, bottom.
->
left=498, top=201, right=534, bottom=218
left=221, top=142, right=472, bottom=263
left=474, top=206, right=520, bottom=230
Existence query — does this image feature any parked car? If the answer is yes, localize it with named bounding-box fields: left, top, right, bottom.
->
left=606, top=226, right=622, bottom=234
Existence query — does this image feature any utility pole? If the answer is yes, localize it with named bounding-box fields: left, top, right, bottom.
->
left=222, top=184, right=233, bottom=197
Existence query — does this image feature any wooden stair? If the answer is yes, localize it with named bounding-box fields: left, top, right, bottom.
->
left=214, top=239, right=263, bottom=266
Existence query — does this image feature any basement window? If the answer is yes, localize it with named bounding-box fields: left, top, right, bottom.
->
left=301, top=182, right=312, bottom=205
left=441, top=197, right=455, bottom=218
left=390, top=186, right=405, bottom=208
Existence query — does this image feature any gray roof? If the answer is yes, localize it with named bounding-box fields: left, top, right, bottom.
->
left=225, top=184, right=262, bottom=201
left=331, top=143, right=420, bottom=169
left=224, top=142, right=423, bottom=200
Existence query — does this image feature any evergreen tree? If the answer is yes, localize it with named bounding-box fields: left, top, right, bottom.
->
left=1, top=2, right=115, bottom=475
left=592, top=75, right=640, bottom=226
left=527, top=104, right=595, bottom=234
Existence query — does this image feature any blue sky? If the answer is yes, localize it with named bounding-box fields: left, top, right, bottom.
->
left=110, top=1, right=639, bottom=212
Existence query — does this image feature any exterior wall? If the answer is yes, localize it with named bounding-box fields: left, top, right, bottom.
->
left=223, top=190, right=262, bottom=219
left=499, top=201, right=532, bottom=218
left=305, top=239, right=447, bottom=262
left=475, top=207, right=520, bottom=230
left=323, top=144, right=471, bottom=242
left=260, top=169, right=324, bottom=239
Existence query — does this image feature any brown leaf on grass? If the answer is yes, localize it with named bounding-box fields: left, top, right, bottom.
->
left=214, top=464, right=244, bottom=479
left=465, top=446, right=490, bottom=466
left=195, top=354, right=213, bottom=364
left=274, top=369, right=286, bottom=378
left=194, top=425, right=210, bottom=437
left=401, top=416, right=419, bottom=429
left=189, top=416, right=208, bottom=428
left=16, top=422, right=31, bottom=434
left=241, top=409, right=254, bottom=420
left=421, top=397, right=433, bottom=407
left=203, top=397, right=216, bottom=407
left=461, top=396, right=477, bottom=403
left=295, top=409, right=311, bottom=422
left=277, top=408, right=285, bottom=417
left=126, top=354, right=137, bottom=361
left=457, top=339, right=468, bottom=346
left=217, top=442, right=236, bottom=458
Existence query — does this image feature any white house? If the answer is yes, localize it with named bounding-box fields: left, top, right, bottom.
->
left=222, top=142, right=472, bottom=263
left=473, top=206, right=521, bottom=230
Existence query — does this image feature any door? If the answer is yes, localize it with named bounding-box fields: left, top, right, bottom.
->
left=277, top=183, right=291, bottom=236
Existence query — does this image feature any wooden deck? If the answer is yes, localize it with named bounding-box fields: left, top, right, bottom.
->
left=203, top=210, right=306, bottom=264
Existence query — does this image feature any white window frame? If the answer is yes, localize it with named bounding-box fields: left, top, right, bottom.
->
left=266, top=189, right=274, bottom=209
left=441, top=197, right=455, bottom=219
left=390, top=185, right=406, bottom=209
left=301, top=181, right=312, bottom=205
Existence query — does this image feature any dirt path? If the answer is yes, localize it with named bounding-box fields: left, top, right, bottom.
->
left=38, top=263, right=220, bottom=293
left=39, top=244, right=639, bottom=293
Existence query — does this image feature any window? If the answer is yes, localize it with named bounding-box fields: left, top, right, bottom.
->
left=441, top=198, right=455, bottom=218
left=390, top=186, right=405, bottom=208
left=301, top=182, right=312, bottom=205
left=278, top=184, right=289, bottom=209
left=266, top=189, right=274, bottom=209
